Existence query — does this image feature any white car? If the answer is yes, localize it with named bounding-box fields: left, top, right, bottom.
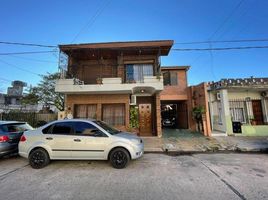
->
left=19, top=119, right=144, bottom=169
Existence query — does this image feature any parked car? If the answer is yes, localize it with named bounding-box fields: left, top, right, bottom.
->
left=162, top=117, right=176, bottom=127
left=19, top=119, right=144, bottom=169
left=0, top=121, right=33, bottom=157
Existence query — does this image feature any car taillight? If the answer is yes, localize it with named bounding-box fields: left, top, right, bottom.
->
left=20, top=135, right=26, bottom=142
left=0, top=135, right=9, bottom=143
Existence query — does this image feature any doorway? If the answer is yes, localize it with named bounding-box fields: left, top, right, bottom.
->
left=252, top=100, right=264, bottom=125
left=138, top=104, right=152, bottom=136
left=161, top=101, right=188, bottom=129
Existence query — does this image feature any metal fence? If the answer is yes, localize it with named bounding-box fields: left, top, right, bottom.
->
left=0, top=112, right=57, bottom=128
left=229, top=98, right=263, bottom=124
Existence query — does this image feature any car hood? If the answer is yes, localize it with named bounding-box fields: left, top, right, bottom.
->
left=115, top=132, right=140, bottom=140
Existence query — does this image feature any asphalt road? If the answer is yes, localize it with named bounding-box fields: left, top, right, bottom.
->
left=0, top=153, right=267, bottom=200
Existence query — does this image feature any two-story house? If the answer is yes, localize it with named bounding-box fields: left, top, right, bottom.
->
left=160, top=66, right=190, bottom=129
left=55, top=40, right=190, bottom=137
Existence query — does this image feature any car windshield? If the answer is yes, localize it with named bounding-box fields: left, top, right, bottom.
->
left=1, top=123, right=33, bottom=133
left=94, top=121, right=121, bottom=135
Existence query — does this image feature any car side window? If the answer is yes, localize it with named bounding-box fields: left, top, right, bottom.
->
left=73, top=122, right=106, bottom=137
left=42, top=125, right=53, bottom=134
left=51, top=122, right=74, bottom=135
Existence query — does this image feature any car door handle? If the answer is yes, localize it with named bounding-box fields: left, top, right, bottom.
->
left=46, top=137, right=53, bottom=140
left=74, top=138, right=81, bottom=142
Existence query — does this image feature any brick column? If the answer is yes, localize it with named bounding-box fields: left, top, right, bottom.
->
left=96, top=103, right=102, bottom=120
left=155, top=93, right=162, bottom=137
left=125, top=101, right=130, bottom=130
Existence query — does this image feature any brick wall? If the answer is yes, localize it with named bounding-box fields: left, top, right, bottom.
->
left=188, top=82, right=211, bottom=136
left=160, top=70, right=188, bottom=100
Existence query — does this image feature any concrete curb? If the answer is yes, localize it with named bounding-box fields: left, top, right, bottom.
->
left=144, top=148, right=268, bottom=155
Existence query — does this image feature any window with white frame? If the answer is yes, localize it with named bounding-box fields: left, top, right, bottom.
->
left=229, top=100, right=247, bottom=123
left=126, top=64, right=153, bottom=83
left=230, top=107, right=246, bottom=123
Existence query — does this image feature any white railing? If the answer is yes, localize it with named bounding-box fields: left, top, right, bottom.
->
left=55, top=76, right=163, bottom=94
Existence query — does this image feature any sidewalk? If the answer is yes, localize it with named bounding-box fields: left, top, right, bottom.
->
left=142, top=130, right=268, bottom=154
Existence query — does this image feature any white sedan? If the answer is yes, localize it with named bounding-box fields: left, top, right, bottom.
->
left=19, top=119, right=144, bottom=169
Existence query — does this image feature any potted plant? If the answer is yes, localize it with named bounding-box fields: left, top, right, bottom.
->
left=96, top=77, right=102, bottom=84
left=249, top=116, right=256, bottom=125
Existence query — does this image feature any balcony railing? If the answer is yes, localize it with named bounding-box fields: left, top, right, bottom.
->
left=55, top=76, right=163, bottom=95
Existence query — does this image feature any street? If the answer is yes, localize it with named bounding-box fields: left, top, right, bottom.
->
left=0, top=153, right=267, bottom=200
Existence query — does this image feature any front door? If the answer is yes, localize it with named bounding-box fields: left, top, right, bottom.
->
left=252, top=100, right=264, bottom=125
left=139, top=104, right=152, bottom=136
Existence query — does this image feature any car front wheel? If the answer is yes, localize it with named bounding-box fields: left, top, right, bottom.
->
left=109, top=148, right=130, bottom=169
left=29, top=148, right=50, bottom=169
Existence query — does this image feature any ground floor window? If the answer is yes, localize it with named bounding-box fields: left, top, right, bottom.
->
left=74, top=104, right=97, bottom=119
left=102, top=104, right=125, bottom=126
left=230, top=107, right=246, bottom=123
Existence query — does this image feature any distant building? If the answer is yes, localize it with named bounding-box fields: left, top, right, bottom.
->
left=6, top=80, right=27, bottom=105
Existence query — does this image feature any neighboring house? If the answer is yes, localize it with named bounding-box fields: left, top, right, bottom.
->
left=55, top=40, right=194, bottom=137
left=207, top=77, right=268, bottom=136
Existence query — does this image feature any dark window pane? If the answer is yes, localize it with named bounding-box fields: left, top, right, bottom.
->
left=73, top=122, right=97, bottom=136
left=2, top=123, right=33, bottom=133
left=163, top=71, right=170, bottom=85
left=126, top=64, right=134, bottom=82
left=42, top=125, right=52, bottom=134
left=52, top=122, right=73, bottom=135
left=170, top=72, right=178, bottom=85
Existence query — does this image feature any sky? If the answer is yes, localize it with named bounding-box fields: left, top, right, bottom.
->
left=0, top=0, right=268, bottom=93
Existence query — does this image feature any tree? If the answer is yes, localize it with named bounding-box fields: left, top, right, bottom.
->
left=22, top=72, right=64, bottom=111
left=21, top=87, right=39, bottom=105
left=36, top=72, right=64, bottom=111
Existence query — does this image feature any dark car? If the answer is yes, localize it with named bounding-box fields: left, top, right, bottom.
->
left=0, top=121, right=33, bottom=157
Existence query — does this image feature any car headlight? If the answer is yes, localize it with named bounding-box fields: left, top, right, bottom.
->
left=131, top=139, right=141, bottom=145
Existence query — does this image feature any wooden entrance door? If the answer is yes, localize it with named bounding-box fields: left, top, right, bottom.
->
left=139, top=104, right=152, bottom=136
left=252, top=100, right=264, bottom=125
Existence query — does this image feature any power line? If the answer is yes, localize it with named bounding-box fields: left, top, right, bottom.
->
left=209, top=0, right=245, bottom=40
left=0, top=50, right=57, bottom=56
left=188, top=0, right=245, bottom=66
left=0, top=41, right=57, bottom=48
left=172, top=45, right=268, bottom=51
left=0, top=59, right=41, bottom=76
left=71, top=0, right=112, bottom=43
left=174, top=38, right=268, bottom=45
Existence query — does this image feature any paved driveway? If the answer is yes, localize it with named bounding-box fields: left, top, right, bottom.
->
left=0, top=153, right=267, bottom=200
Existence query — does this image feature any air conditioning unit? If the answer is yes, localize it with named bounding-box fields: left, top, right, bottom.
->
left=216, top=92, right=221, bottom=100
left=130, top=95, right=137, bottom=105
left=261, top=91, right=267, bottom=97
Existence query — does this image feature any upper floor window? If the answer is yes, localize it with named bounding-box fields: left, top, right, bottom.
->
left=163, top=71, right=178, bottom=86
left=126, top=64, right=153, bottom=83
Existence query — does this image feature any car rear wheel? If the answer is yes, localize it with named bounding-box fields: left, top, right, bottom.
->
left=29, top=148, right=50, bottom=169
left=109, top=148, right=130, bottom=169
